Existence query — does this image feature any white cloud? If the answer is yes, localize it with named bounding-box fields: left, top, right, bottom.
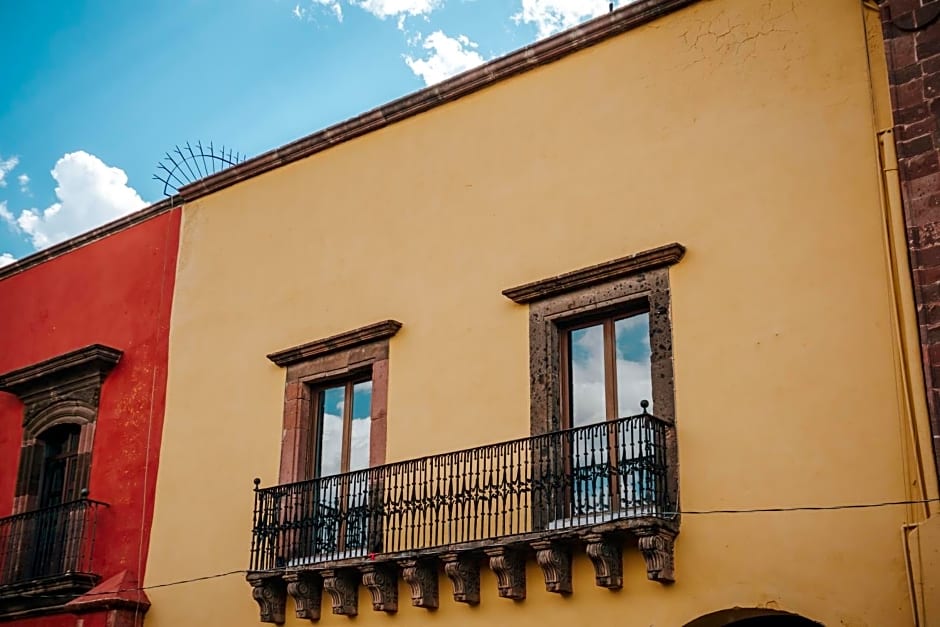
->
left=512, top=0, right=609, bottom=39
left=352, top=0, right=441, bottom=19
left=17, top=173, right=29, bottom=193
left=0, top=151, right=146, bottom=250
left=0, top=155, right=19, bottom=188
left=293, top=1, right=343, bottom=22
left=317, top=0, right=344, bottom=20
left=287, top=0, right=442, bottom=29
left=0, top=252, right=14, bottom=267
left=404, top=31, right=485, bottom=86
left=0, top=201, right=13, bottom=225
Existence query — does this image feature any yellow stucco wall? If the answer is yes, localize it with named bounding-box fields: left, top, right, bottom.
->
left=145, top=0, right=937, bottom=625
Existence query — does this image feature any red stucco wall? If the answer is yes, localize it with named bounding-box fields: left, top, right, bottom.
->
left=0, top=209, right=180, bottom=589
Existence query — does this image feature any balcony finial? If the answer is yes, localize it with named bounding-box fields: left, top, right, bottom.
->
left=253, top=477, right=261, bottom=490
left=80, top=487, right=89, bottom=498
left=640, top=399, right=649, bottom=413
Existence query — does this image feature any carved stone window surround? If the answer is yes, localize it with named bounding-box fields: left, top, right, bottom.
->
left=502, top=243, right=683, bottom=436
left=0, top=344, right=121, bottom=515
left=503, top=243, right=682, bottom=526
left=267, top=321, right=400, bottom=484
left=506, top=243, right=682, bottom=584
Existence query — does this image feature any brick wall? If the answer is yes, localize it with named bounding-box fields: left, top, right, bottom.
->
left=881, top=0, right=940, bottom=476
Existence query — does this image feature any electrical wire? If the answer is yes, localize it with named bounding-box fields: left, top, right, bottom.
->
left=21, top=496, right=940, bottom=601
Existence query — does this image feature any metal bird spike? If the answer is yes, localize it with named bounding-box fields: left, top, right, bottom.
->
left=153, top=141, right=247, bottom=197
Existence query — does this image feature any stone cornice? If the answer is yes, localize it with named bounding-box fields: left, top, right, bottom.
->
left=177, top=0, right=699, bottom=203
left=267, top=321, right=402, bottom=368
left=0, top=344, right=123, bottom=396
left=0, top=199, right=176, bottom=282
left=502, top=243, right=686, bottom=304
left=0, top=0, right=699, bottom=282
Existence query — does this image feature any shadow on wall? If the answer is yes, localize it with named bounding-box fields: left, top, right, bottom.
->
left=685, top=608, right=824, bottom=627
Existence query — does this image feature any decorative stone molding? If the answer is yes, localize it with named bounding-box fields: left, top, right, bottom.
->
left=532, top=541, right=572, bottom=594
left=1, top=344, right=122, bottom=515
left=267, top=321, right=402, bottom=367
left=247, top=574, right=287, bottom=624
left=502, top=243, right=685, bottom=304
left=484, top=547, right=526, bottom=600
left=270, top=322, right=399, bottom=484
left=322, top=569, right=358, bottom=616
left=0, top=344, right=122, bottom=435
left=442, top=553, right=480, bottom=605
left=283, top=571, right=322, bottom=621
left=636, top=525, right=677, bottom=583
left=585, top=534, right=623, bottom=590
left=400, top=559, right=438, bottom=609
left=361, top=564, right=398, bottom=613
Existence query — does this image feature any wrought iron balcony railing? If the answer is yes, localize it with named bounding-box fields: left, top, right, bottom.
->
left=250, top=408, right=674, bottom=571
left=0, top=498, right=106, bottom=591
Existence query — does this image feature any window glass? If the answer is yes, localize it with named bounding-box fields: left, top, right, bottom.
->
left=348, top=381, right=372, bottom=472
left=317, top=385, right=345, bottom=477
left=615, top=313, right=652, bottom=416
left=569, top=323, right=606, bottom=426
left=565, top=310, right=653, bottom=516
left=39, top=424, right=81, bottom=507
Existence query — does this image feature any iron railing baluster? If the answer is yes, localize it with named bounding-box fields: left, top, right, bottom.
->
left=0, top=499, right=107, bottom=586
left=249, top=411, right=672, bottom=570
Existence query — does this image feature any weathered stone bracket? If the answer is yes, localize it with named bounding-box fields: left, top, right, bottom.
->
left=400, top=559, right=439, bottom=609
left=636, top=525, right=677, bottom=583
left=485, top=546, right=526, bottom=600
left=532, top=541, right=572, bottom=594
left=361, top=563, right=398, bottom=613
left=322, top=569, right=358, bottom=616
left=283, top=571, right=322, bottom=621
left=585, top=534, right=623, bottom=589
left=247, top=574, right=287, bottom=624
left=442, top=553, right=480, bottom=604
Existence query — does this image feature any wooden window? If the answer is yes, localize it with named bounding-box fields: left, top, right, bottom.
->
left=556, top=308, right=657, bottom=518
left=38, top=424, right=83, bottom=507
left=267, top=320, right=401, bottom=485
left=0, top=345, right=121, bottom=514
left=310, top=375, right=373, bottom=478
left=502, top=243, right=683, bottom=525
left=561, top=308, right=652, bottom=430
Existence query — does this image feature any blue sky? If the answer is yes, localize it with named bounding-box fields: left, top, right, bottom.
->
left=0, top=0, right=628, bottom=266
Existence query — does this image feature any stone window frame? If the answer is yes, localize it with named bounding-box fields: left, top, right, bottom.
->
left=267, top=321, right=401, bottom=485
left=0, top=345, right=122, bottom=515
left=502, top=243, right=684, bottom=515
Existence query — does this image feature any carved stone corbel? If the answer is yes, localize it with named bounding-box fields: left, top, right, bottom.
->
left=400, top=559, right=438, bottom=609
left=247, top=573, right=287, bottom=624
left=283, top=571, right=322, bottom=621
left=532, top=541, right=572, bottom=594
left=484, top=546, right=526, bottom=600
left=322, top=569, right=358, bottom=616
left=361, top=563, right=398, bottom=613
left=635, top=525, right=677, bottom=583
left=442, top=552, right=480, bottom=605
left=584, top=533, right=622, bottom=589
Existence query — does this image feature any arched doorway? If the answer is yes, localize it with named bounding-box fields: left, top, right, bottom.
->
left=684, top=608, right=824, bottom=627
